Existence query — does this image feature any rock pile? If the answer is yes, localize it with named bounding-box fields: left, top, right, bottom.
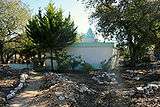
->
left=121, top=69, right=144, bottom=81
left=0, top=65, right=24, bottom=106
left=0, top=65, right=19, bottom=77
left=135, top=82, right=160, bottom=96
left=122, top=69, right=160, bottom=82
left=6, top=73, right=28, bottom=100
left=28, top=72, right=130, bottom=107
left=29, top=73, right=99, bottom=107
left=92, top=72, right=118, bottom=85
left=0, top=66, right=29, bottom=106
left=131, top=97, right=160, bottom=107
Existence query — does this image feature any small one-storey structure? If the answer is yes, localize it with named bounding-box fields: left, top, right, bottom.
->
left=45, top=28, right=116, bottom=69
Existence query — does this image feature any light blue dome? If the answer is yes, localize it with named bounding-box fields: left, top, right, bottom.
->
left=83, top=28, right=95, bottom=39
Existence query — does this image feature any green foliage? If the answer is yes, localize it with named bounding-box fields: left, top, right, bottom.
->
left=0, top=0, right=30, bottom=63
left=56, top=52, right=94, bottom=72
left=81, top=63, right=94, bottom=73
left=26, top=3, right=77, bottom=49
left=82, top=0, right=160, bottom=66
left=56, top=51, right=72, bottom=70
left=17, top=33, right=36, bottom=59
left=26, top=2, right=77, bottom=70
left=101, top=60, right=112, bottom=71
left=55, top=51, right=84, bottom=71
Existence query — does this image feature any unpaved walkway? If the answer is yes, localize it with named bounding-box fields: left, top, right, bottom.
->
left=7, top=71, right=43, bottom=107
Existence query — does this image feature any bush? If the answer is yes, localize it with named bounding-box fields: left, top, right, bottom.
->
left=101, top=59, right=112, bottom=71
left=56, top=51, right=84, bottom=71
left=81, top=63, right=94, bottom=73
left=141, top=55, right=151, bottom=63
left=34, top=66, right=46, bottom=73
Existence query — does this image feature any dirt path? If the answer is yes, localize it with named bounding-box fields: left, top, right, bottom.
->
left=7, top=71, right=43, bottom=107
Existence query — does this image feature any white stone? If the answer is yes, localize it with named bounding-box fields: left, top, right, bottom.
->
left=7, top=94, right=12, bottom=100
left=134, top=77, right=140, bottom=80
left=79, top=85, right=89, bottom=93
left=7, top=92, right=16, bottom=100
left=147, top=84, right=159, bottom=89
left=98, top=81, right=104, bottom=84
left=20, top=79, right=25, bottom=83
left=10, top=90, right=17, bottom=94
left=14, top=87, right=19, bottom=92
left=110, top=81, right=118, bottom=85
left=55, top=92, right=63, bottom=96
left=20, top=74, right=28, bottom=80
left=136, top=87, right=144, bottom=91
left=58, top=96, right=65, bottom=101
left=92, top=76, right=98, bottom=81
left=101, top=74, right=106, bottom=77
left=109, top=73, right=116, bottom=76
left=17, top=83, right=24, bottom=89
left=111, top=78, right=116, bottom=81
left=126, top=70, right=134, bottom=73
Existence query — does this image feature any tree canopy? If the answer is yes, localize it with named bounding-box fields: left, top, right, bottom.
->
left=0, top=0, right=30, bottom=63
left=82, top=0, right=160, bottom=66
left=26, top=3, right=77, bottom=70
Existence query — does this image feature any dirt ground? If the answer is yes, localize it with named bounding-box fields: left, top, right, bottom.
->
left=2, top=68, right=160, bottom=107
left=7, top=71, right=43, bottom=107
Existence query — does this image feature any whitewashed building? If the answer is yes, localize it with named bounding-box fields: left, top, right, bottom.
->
left=45, top=28, right=116, bottom=69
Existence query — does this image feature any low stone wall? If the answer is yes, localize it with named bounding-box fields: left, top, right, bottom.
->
left=0, top=73, right=29, bottom=106
left=9, top=64, right=33, bottom=70
left=6, top=73, right=28, bottom=100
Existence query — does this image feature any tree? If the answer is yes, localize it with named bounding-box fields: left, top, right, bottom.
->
left=0, top=0, right=30, bottom=63
left=26, top=3, right=77, bottom=70
left=15, top=33, right=36, bottom=62
left=82, top=0, right=160, bottom=66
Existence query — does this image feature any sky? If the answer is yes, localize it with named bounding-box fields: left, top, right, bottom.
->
left=21, top=0, right=92, bottom=34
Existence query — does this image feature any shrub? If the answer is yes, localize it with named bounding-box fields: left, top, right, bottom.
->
left=56, top=51, right=84, bottom=71
left=101, top=59, right=112, bottom=71
left=81, top=63, right=94, bottom=73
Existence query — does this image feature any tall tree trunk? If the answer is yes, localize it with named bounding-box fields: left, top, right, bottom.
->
left=14, top=51, right=17, bottom=63
left=0, top=54, right=4, bottom=64
left=54, top=50, right=59, bottom=68
left=128, top=35, right=136, bottom=67
left=38, top=52, right=42, bottom=66
left=50, top=49, right=54, bottom=71
left=0, top=49, right=5, bottom=64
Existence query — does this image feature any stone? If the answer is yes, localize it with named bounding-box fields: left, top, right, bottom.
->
left=58, top=96, right=65, bottom=101
left=15, top=83, right=24, bottom=90
left=92, top=72, right=118, bottom=85
left=20, top=79, right=25, bottom=83
left=111, top=78, right=116, bottom=81
left=14, top=87, right=19, bottom=92
left=126, top=70, right=134, bottom=73
left=55, top=92, right=63, bottom=96
left=98, top=80, right=104, bottom=84
left=20, top=74, right=28, bottom=81
left=136, top=87, right=144, bottom=91
left=10, top=90, right=16, bottom=94
left=134, top=77, right=140, bottom=80
left=147, top=84, right=159, bottom=89
left=79, top=84, right=89, bottom=93
left=7, top=92, right=16, bottom=99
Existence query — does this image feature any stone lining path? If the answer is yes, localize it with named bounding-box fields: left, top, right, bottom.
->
left=7, top=71, right=43, bottom=107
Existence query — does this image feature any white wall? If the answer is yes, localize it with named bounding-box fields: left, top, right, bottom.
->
left=45, top=46, right=114, bottom=69
left=67, top=46, right=113, bottom=69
